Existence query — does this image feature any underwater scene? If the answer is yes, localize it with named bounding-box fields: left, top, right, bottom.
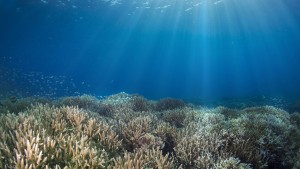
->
left=1, top=0, right=300, bottom=168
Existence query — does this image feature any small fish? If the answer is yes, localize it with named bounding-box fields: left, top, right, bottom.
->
left=163, top=5, right=171, bottom=8
left=214, top=0, right=223, bottom=5
left=185, top=7, right=192, bottom=12
left=41, top=0, right=48, bottom=4
left=194, top=3, right=202, bottom=7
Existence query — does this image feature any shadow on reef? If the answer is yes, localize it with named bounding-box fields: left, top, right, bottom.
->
left=0, top=92, right=300, bottom=169
left=289, top=100, right=300, bottom=114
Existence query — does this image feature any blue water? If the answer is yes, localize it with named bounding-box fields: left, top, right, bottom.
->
left=1, top=0, right=300, bottom=102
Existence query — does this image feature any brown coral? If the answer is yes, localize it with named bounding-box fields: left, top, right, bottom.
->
left=155, top=98, right=186, bottom=111
left=131, top=95, right=150, bottom=112
left=0, top=104, right=122, bottom=168
left=0, top=93, right=299, bottom=169
left=118, top=116, right=163, bottom=151
left=110, top=148, right=179, bottom=169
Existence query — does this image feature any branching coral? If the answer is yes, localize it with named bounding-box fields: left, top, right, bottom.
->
left=162, top=109, right=186, bottom=128
left=293, top=150, right=300, bottom=169
left=160, top=107, right=198, bottom=129
left=118, top=116, right=163, bottom=151
left=0, top=93, right=299, bottom=169
left=0, top=104, right=122, bottom=168
left=229, top=106, right=299, bottom=168
left=110, top=148, right=179, bottom=169
left=0, top=97, right=52, bottom=114
left=214, top=106, right=240, bottom=120
left=96, top=103, right=115, bottom=117
left=155, top=98, right=186, bottom=111
left=151, top=121, right=183, bottom=158
left=59, top=95, right=99, bottom=111
left=131, top=95, right=150, bottom=112
left=175, top=129, right=253, bottom=169
left=214, top=157, right=252, bottom=169
left=290, top=112, right=300, bottom=129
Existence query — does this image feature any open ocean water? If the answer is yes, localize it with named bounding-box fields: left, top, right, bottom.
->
left=1, top=0, right=300, bottom=108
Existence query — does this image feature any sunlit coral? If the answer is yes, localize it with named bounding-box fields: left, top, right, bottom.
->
left=0, top=93, right=299, bottom=169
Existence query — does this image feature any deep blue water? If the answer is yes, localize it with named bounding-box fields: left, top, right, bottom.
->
left=1, top=0, right=300, bottom=102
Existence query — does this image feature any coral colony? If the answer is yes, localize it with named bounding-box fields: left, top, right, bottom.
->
left=0, top=93, right=299, bottom=168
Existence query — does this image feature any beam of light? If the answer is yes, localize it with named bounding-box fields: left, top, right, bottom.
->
left=1, top=0, right=300, bottom=99
left=86, top=0, right=300, bottom=98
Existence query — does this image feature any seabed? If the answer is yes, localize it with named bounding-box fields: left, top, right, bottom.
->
left=0, top=92, right=299, bottom=169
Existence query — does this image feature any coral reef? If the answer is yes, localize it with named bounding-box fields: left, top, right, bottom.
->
left=0, top=96, right=52, bottom=114
left=0, top=105, right=122, bottom=168
left=131, top=95, right=150, bottom=112
left=0, top=92, right=299, bottom=169
left=288, top=100, right=300, bottom=114
left=58, top=95, right=100, bottom=111
left=155, top=98, right=186, bottom=111
left=111, top=148, right=179, bottom=169
left=290, top=112, right=300, bottom=128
